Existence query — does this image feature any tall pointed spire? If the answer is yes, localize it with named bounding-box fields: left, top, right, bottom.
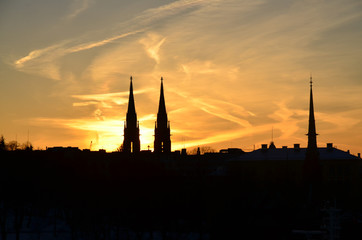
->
left=127, top=76, right=136, bottom=116
left=304, top=76, right=320, bottom=186
left=307, top=76, right=318, bottom=150
left=154, top=77, right=171, bottom=153
left=158, top=77, right=167, bottom=116
left=123, top=76, right=140, bottom=153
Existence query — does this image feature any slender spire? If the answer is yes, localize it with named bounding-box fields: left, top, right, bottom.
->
left=127, top=76, right=136, bottom=116
left=304, top=76, right=321, bottom=197
left=123, top=76, right=140, bottom=153
left=157, top=76, right=167, bottom=117
left=269, top=126, right=276, bottom=149
left=154, top=76, right=171, bottom=153
left=307, top=75, right=318, bottom=150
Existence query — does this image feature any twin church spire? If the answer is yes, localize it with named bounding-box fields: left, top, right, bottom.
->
left=123, top=76, right=140, bottom=153
left=154, top=77, right=171, bottom=153
left=123, top=76, right=171, bottom=153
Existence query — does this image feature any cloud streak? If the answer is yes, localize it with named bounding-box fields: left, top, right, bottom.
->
left=139, top=33, right=166, bottom=64
left=14, top=30, right=143, bottom=71
left=13, top=0, right=215, bottom=79
left=72, top=88, right=151, bottom=106
left=67, top=30, right=145, bottom=54
left=65, top=0, right=91, bottom=20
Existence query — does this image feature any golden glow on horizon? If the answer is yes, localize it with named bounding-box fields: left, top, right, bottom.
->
left=28, top=98, right=360, bottom=153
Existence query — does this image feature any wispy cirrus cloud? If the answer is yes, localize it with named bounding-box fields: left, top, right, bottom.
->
left=65, top=0, right=92, bottom=20
left=170, top=101, right=304, bottom=150
left=72, top=88, right=151, bottom=106
left=139, top=33, right=166, bottom=64
left=73, top=101, right=99, bottom=107
left=131, top=0, right=218, bottom=26
left=12, top=0, right=216, bottom=79
left=175, top=91, right=254, bottom=128
left=66, top=30, right=145, bottom=54
left=15, top=43, right=64, bottom=67
left=14, top=30, right=143, bottom=70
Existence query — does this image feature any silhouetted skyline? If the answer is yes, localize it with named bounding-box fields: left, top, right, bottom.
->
left=0, top=74, right=361, bottom=239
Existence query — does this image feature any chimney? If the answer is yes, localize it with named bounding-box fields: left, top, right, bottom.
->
left=197, top=147, right=201, bottom=155
left=327, top=143, right=333, bottom=148
left=261, top=144, right=268, bottom=149
left=181, top=148, right=187, bottom=156
left=282, top=146, right=288, bottom=149
left=358, top=153, right=361, bottom=159
left=294, top=144, right=300, bottom=149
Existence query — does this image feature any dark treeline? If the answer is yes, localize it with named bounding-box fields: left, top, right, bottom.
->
left=0, top=150, right=362, bottom=239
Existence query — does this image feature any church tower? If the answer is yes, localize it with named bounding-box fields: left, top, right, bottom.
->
left=154, top=77, right=171, bottom=153
left=304, top=76, right=320, bottom=183
left=123, top=76, right=140, bottom=153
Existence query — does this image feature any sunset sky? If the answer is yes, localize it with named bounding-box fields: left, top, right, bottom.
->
left=1, top=0, right=361, bottom=154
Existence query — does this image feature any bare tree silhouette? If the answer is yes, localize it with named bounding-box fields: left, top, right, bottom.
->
left=188, top=146, right=215, bottom=155
left=7, top=140, right=19, bottom=151
left=116, top=144, right=123, bottom=152
left=21, top=141, right=33, bottom=151
left=0, top=135, right=5, bottom=151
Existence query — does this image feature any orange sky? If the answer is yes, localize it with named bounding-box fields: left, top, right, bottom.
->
left=1, top=0, right=361, bottom=155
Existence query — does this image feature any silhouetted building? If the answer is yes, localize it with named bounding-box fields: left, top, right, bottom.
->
left=234, top=143, right=359, bottom=161
left=269, top=141, right=276, bottom=149
left=123, top=76, right=140, bottom=153
left=154, top=77, right=171, bottom=153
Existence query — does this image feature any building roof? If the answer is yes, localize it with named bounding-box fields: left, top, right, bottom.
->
left=233, top=146, right=360, bottom=161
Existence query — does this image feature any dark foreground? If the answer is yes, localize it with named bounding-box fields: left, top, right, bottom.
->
left=1, top=150, right=361, bottom=239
